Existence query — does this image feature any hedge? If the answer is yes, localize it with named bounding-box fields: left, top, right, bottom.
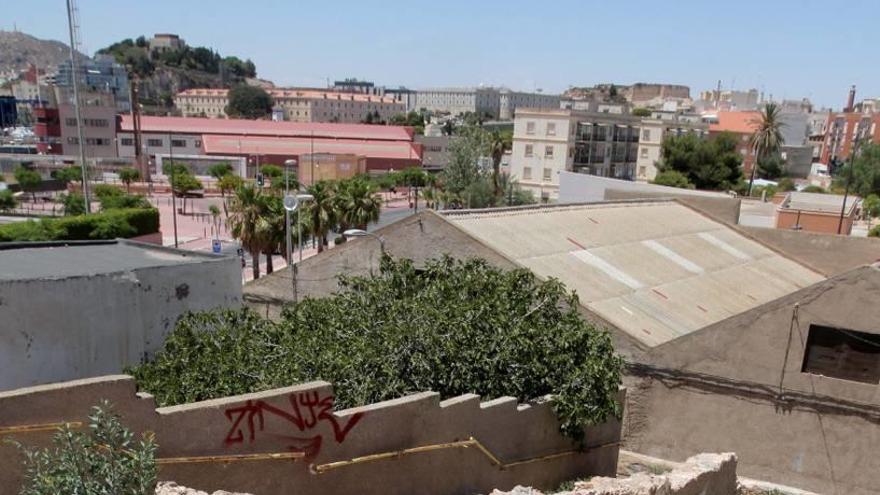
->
left=0, top=208, right=159, bottom=242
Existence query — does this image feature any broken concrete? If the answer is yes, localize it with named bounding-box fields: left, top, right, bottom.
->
left=155, top=482, right=252, bottom=495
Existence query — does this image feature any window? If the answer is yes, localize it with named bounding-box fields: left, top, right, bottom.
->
left=544, top=146, right=554, bottom=158
left=526, top=121, right=536, bottom=135
left=120, top=138, right=134, bottom=146
left=543, top=167, right=552, bottom=181
left=642, top=129, right=651, bottom=141
left=85, top=118, right=109, bottom=127
left=65, top=118, right=77, bottom=126
left=524, top=144, right=534, bottom=157
left=638, top=166, right=647, bottom=177
left=802, top=324, right=880, bottom=384
left=171, top=139, right=187, bottom=148
left=640, top=147, right=649, bottom=158
left=546, top=122, right=556, bottom=136
left=66, top=137, right=79, bottom=144
left=147, top=139, right=163, bottom=147
left=523, top=166, right=532, bottom=180
left=194, top=139, right=202, bottom=147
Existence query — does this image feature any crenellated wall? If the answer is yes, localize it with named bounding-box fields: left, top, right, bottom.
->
left=0, top=375, right=624, bottom=495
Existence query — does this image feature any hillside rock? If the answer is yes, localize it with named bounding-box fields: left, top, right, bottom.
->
left=0, top=31, right=87, bottom=75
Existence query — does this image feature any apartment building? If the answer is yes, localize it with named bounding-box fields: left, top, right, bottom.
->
left=54, top=54, right=131, bottom=112
left=636, top=112, right=708, bottom=181
left=820, top=111, right=880, bottom=166
left=174, top=88, right=405, bottom=123
left=56, top=90, right=118, bottom=158
left=414, top=87, right=560, bottom=120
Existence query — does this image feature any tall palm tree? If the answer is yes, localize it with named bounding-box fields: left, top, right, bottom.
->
left=488, top=130, right=511, bottom=199
left=306, top=181, right=337, bottom=253
left=227, top=184, right=271, bottom=280
left=748, top=102, right=785, bottom=195
left=336, top=178, right=382, bottom=230
left=259, top=195, right=288, bottom=274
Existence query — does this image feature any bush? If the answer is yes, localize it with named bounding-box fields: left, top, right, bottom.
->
left=0, top=189, right=18, bottom=211
left=129, top=256, right=623, bottom=442
left=0, top=208, right=159, bottom=241
left=778, top=178, right=796, bottom=192
left=652, top=170, right=694, bottom=189
left=13, top=402, right=157, bottom=495
left=99, top=193, right=152, bottom=211
left=93, top=183, right=124, bottom=198
left=869, top=225, right=880, bottom=238
left=61, top=192, right=86, bottom=216
left=802, top=185, right=826, bottom=193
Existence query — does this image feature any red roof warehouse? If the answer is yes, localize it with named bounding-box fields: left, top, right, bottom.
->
left=117, top=116, right=422, bottom=172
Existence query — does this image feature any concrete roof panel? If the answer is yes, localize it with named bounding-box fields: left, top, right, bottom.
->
left=444, top=201, right=825, bottom=347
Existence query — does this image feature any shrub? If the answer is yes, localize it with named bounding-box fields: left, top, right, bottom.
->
left=778, top=178, right=796, bottom=192
left=61, top=192, right=87, bottom=216
left=802, top=185, right=826, bottom=193
left=99, top=193, right=152, bottom=211
left=869, top=225, right=880, bottom=238
left=0, top=208, right=159, bottom=241
left=0, top=189, right=18, bottom=211
left=652, top=170, right=694, bottom=189
left=130, top=256, right=623, bottom=442
left=13, top=402, right=157, bottom=495
left=93, top=183, right=124, bottom=198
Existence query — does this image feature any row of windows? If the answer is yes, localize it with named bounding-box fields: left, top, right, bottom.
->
left=66, top=137, right=111, bottom=146
left=524, top=144, right=554, bottom=158
left=521, top=166, right=553, bottom=182
left=140, top=138, right=201, bottom=148
left=64, top=118, right=110, bottom=127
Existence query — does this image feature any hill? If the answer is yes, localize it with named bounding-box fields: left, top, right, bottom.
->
left=0, top=30, right=87, bottom=75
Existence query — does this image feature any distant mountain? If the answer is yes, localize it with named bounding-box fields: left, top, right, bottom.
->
left=0, top=30, right=87, bottom=75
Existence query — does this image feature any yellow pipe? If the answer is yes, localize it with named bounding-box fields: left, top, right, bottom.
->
left=157, top=451, right=305, bottom=465
left=0, top=421, right=83, bottom=436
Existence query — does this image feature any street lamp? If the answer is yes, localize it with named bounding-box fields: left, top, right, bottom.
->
left=343, top=229, right=385, bottom=253
left=287, top=192, right=313, bottom=304
left=283, top=159, right=297, bottom=268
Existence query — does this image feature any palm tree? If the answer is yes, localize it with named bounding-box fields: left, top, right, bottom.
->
left=306, top=180, right=337, bottom=253
left=748, top=102, right=785, bottom=195
left=227, top=184, right=270, bottom=280
left=259, top=195, right=288, bottom=274
left=336, top=178, right=382, bottom=230
left=488, top=130, right=511, bottom=199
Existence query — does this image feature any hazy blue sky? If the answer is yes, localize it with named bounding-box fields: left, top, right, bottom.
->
left=4, top=0, right=877, bottom=108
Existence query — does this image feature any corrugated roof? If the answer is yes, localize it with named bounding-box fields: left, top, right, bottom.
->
left=442, top=202, right=824, bottom=347
left=781, top=191, right=860, bottom=215
left=118, top=115, right=414, bottom=142
left=202, top=134, right=421, bottom=161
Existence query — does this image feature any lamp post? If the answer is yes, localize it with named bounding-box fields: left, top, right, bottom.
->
left=168, top=132, right=179, bottom=248
left=283, top=158, right=297, bottom=267
left=288, top=193, right=314, bottom=303
left=837, top=126, right=865, bottom=235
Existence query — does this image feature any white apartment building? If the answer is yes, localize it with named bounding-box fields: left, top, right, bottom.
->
left=174, top=88, right=405, bottom=123
left=415, top=87, right=560, bottom=120
left=511, top=109, right=709, bottom=200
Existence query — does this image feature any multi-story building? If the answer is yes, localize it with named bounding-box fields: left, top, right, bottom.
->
left=820, top=112, right=880, bottom=167
left=149, top=33, right=185, bottom=52
left=698, top=88, right=760, bottom=111
left=635, top=112, right=708, bottom=182
left=54, top=54, right=131, bottom=112
left=56, top=90, right=118, bottom=158
left=415, top=135, right=452, bottom=171
left=414, top=87, right=560, bottom=120
left=174, top=88, right=405, bottom=123
left=707, top=111, right=760, bottom=175
left=0, top=96, right=17, bottom=128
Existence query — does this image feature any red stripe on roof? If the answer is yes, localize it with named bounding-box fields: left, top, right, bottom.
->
left=201, top=134, right=421, bottom=161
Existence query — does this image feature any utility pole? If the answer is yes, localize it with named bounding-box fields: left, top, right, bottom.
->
left=837, top=129, right=863, bottom=235
left=168, top=132, right=179, bottom=248
left=66, top=0, right=90, bottom=213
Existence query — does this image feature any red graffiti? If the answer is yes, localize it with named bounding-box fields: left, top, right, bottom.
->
left=223, top=391, right=363, bottom=459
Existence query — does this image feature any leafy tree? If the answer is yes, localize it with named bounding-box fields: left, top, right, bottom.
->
left=218, top=174, right=243, bottom=198
left=0, top=189, right=17, bottom=212
left=778, top=177, right=796, bottom=192
left=757, top=154, right=785, bottom=180
left=257, top=194, right=287, bottom=274
left=118, top=167, right=140, bottom=193
left=129, top=256, right=623, bottom=442
left=498, top=172, right=535, bottom=207
left=52, top=166, right=85, bottom=184
left=14, top=166, right=42, bottom=202
left=748, top=103, right=785, bottom=194
left=658, top=132, right=742, bottom=190
left=862, top=194, right=880, bottom=228
left=869, top=225, right=880, bottom=238
left=228, top=184, right=271, bottom=279
left=207, top=162, right=234, bottom=180
left=652, top=170, right=694, bottom=189
left=170, top=172, right=202, bottom=214
left=335, top=178, right=382, bottom=230
left=14, top=402, right=157, bottom=495
left=61, top=192, right=86, bottom=216
left=223, top=56, right=257, bottom=78
left=832, top=143, right=880, bottom=198
left=225, top=85, right=273, bottom=119
left=260, top=164, right=284, bottom=183
left=631, top=107, right=652, bottom=117
left=444, top=127, right=489, bottom=194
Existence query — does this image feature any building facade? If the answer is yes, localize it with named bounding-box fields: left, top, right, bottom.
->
left=414, top=87, right=560, bottom=120
left=54, top=54, right=131, bottom=112
left=416, top=135, right=453, bottom=171
left=636, top=113, right=708, bottom=181
left=174, top=88, right=405, bottom=123
left=820, top=112, right=880, bottom=166
left=57, top=90, right=118, bottom=158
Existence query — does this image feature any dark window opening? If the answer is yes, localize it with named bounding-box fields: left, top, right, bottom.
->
left=802, top=324, right=880, bottom=384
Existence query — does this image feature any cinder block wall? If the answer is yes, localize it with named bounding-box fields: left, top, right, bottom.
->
left=0, top=376, right=624, bottom=495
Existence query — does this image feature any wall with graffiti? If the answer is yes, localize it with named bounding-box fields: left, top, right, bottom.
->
left=0, top=375, right=624, bottom=495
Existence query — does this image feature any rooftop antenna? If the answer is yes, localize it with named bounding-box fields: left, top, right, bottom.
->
left=66, top=0, right=91, bottom=213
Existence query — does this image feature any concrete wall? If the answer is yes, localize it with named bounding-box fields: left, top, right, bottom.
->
left=244, top=211, right=518, bottom=318
left=558, top=171, right=740, bottom=224
left=578, top=453, right=738, bottom=495
left=624, top=265, right=880, bottom=494
left=0, top=376, right=624, bottom=495
left=741, top=226, right=880, bottom=276
left=0, top=256, right=241, bottom=391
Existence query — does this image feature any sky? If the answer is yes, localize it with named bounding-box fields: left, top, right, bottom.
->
left=3, top=0, right=878, bottom=109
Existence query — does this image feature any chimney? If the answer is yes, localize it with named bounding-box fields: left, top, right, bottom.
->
left=845, top=85, right=856, bottom=112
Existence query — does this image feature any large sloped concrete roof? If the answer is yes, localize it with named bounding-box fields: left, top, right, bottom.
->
left=442, top=201, right=825, bottom=347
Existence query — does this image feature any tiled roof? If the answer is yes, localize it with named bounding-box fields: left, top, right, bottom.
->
left=119, top=115, right=415, bottom=142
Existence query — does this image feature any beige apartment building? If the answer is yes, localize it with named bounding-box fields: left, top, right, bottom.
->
left=510, top=108, right=709, bottom=200
left=174, top=88, right=405, bottom=123
left=57, top=90, right=118, bottom=159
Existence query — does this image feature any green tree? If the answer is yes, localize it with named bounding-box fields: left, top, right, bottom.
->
left=228, top=184, right=270, bottom=279
left=207, top=162, right=234, bottom=181
left=218, top=174, right=244, bottom=198
left=658, top=132, right=742, bottom=190
left=778, top=177, right=796, bottom=192
left=444, top=127, right=489, bottom=194
left=170, top=172, right=202, bottom=214
left=757, top=154, right=785, bottom=180
left=225, top=85, right=273, bottom=119
left=748, top=102, right=785, bottom=194
left=833, top=143, right=880, bottom=198
left=61, top=192, right=87, bottom=216
left=14, top=166, right=42, bottom=203
left=0, top=189, right=17, bottom=212
left=118, top=167, right=140, bottom=193
left=488, top=130, right=512, bottom=199
left=652, top=170, right=694, bottom=189
left=336, top=178, right=382, bottom=230
left=258, top=194, right=287, bottom=274
left=306, top=180, right=337, bottom=253
left=14, top=402, right=157, bottom=495
left=260, top=164, right=284, bottom=186
left=129, top=256, right=623, bottom=442
left=862, top=194, right=880, bottom=228
left=631, top=107, right=652, bottom=117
